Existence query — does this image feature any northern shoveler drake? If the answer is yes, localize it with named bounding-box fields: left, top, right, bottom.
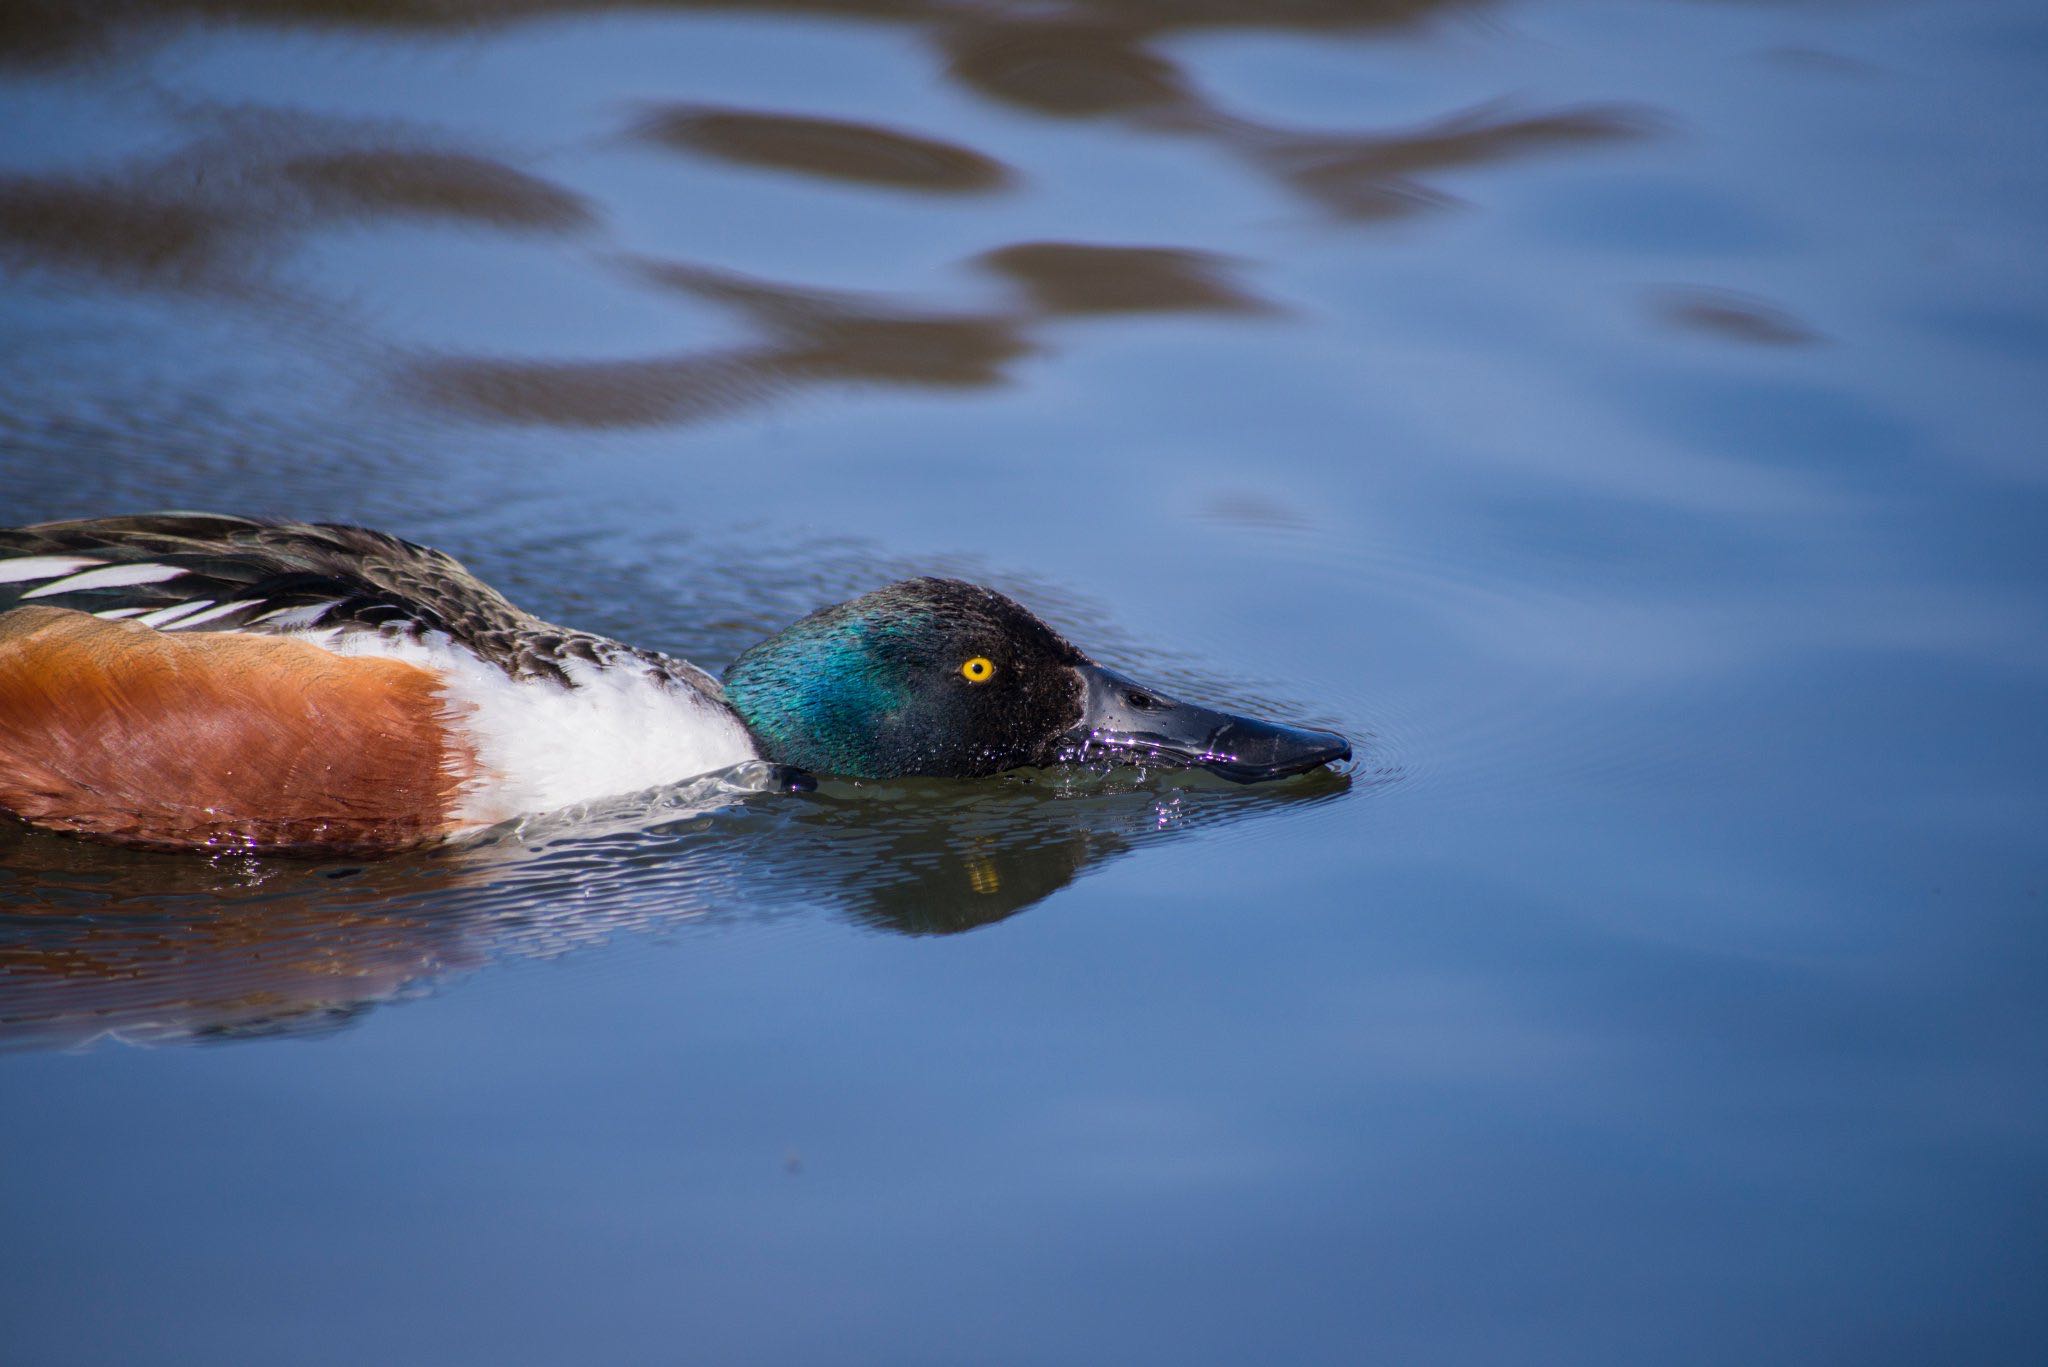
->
left=0, top=513, right=1349, bottom=855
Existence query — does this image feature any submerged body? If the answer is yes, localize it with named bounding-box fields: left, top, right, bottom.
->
left=0, top=514, right=1348, bottom=854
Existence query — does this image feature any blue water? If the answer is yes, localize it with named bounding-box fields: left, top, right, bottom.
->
left=2, top=2, right=2045, bottom=1362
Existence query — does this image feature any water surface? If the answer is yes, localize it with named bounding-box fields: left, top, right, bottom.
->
left=2, top=2, right=2045, bottom=1363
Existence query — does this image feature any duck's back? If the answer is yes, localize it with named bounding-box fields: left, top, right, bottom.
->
left=0, top=514, right=759, bottom=852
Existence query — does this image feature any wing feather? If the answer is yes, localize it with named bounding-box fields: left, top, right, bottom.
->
left=0, top=512, right=723, bottom=694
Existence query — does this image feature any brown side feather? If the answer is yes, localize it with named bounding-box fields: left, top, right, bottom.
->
left=0, top=606, right=474, bottom=854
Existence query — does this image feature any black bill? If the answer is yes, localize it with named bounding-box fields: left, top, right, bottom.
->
left=1057, top=663, right=1350, bottom=783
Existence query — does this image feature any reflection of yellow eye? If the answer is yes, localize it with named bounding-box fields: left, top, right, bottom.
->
left=961, top=656, right=995, bottom=683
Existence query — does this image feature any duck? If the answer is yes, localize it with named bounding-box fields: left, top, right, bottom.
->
left=0, top=512, right=1349, bottom=855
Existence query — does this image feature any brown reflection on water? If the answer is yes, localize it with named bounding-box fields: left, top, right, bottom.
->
left=0, top=1, right=110, bottom=67
left=944, top=21, right=1191, bottom=119
left=0, top=768, right=1348, bottom=1050
left=0, top=825, right=488, bottom=1048
left=638, top=106, right=1012, bottom=194
left=0, top=115, right=594, bottom=294
left=0, top=179, right=235, bottom=290
left=978, top=242, right=1273, bottom=317
left=410, top=352, right=769, bottom=428
left=1254, top=103, right=1655, bottom=221
left=937, top=15, right=1652, bottom=220
left=0, top=0, right=1659, bottom=436
left=278, top=148, right=593, bottom=229
left=3, top=1, right=1649, bottom=227
left=410, top=244, right=1269, bottom=428
left=412, top=260, right=1032, bottom=427
left=1649, top=285, right=1823, bottom=346
left=1, top=0, right=1469, bottom=70
left=638, top=260, right=1029, bottom=385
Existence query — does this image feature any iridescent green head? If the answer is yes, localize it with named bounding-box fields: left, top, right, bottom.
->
left=721, top=577, right=1351, bottom=785
left=722, top=578, right=1085, bottom=779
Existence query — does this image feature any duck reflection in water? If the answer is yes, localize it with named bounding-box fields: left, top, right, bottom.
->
left=0, top=767, right=1348, bottom=1052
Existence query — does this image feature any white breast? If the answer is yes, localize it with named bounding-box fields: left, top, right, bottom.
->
left=317, top=629, right=761, bottom=830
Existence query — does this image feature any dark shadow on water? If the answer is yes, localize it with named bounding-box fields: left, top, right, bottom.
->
left=1249, top=102, right=1657, bottom=222
left=976, top=242, right=1276, bottom=317
left=0, top=766, right=1355, bottom=1052
left=407, top=245, right=1270, bottom=428
left=2, top=1, right=1649, bottom=230
left=276, top=148, right=594, bottom=230
left=1648, top=284, right=1823, bottom=346
left=0, top=180, right=235, bottom=290
left=935, top=19, right=1657, bottom=219
left=2, top=0, right=1476, bottom=73
left=0, top=9, right=1654, bottom=437
left=0, top=112, right=594, bottom=296
left=408, top=260, right=1033, bottom=427
left=635, top=106, right=1013, bottom=194
left=0, top=97, right=1284, bottom=430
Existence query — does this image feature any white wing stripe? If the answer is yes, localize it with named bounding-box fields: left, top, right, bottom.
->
left=0, top=555, right=105, bottom=584
left=21, top=562, right=185, bottom=598
left=136, top=600, right=217, bottom=628
left=93, top=607, right=151, bottom=620
left=161, top=598, right=264, bottom=629
left=250, top=600, right=339, bottom=628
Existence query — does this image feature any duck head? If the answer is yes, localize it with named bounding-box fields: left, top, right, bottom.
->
left=722, top=578, right=1349, bottom=784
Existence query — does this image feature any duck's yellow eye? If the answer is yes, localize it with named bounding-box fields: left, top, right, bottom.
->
left=961, top=656, right=995, bottom=683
